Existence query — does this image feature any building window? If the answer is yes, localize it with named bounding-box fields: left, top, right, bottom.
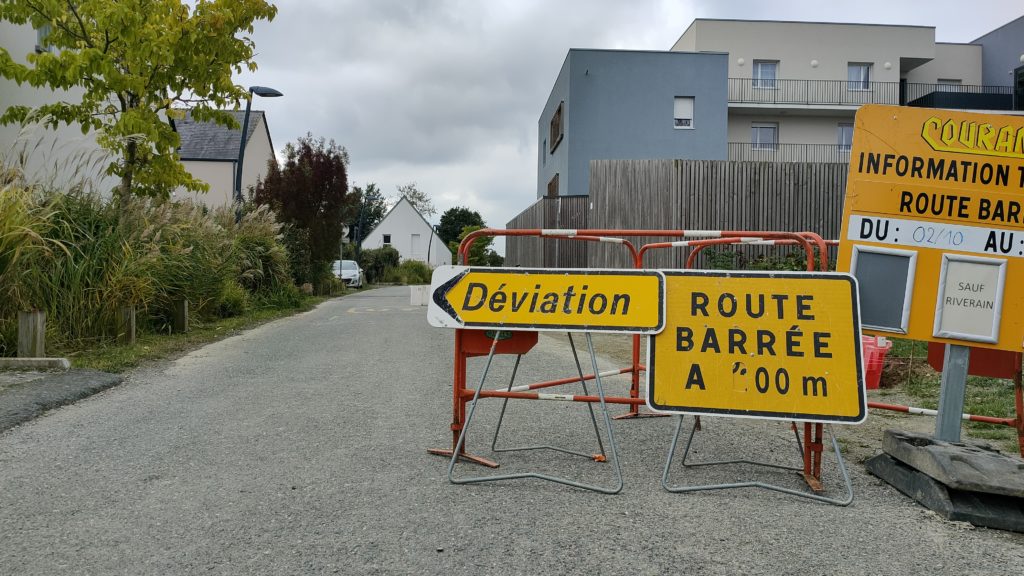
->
left=937, top=78, right=962, bottom=92
left=837, top=123, right=854, bottom=152
left=542, top=139, right=547, bottom=166
left=547, top=173, right=559, bottom=198
left=848, top=63, right=871, bottom=90
left=752, top=60, right=778, bottom=89
left=383, top=234, right=391, bottom=246
left=751, top=122, right=778, bottom=151
left=549, top=101, right=564, bottom=153
left=35, top=23, right=53, bottom=54
left=673, top=97, right=694, bottom=129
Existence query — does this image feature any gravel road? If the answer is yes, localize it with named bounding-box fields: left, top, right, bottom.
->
left=1, top=286, right=1023, bottom=575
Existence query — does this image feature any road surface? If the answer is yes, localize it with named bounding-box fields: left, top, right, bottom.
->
left=1, top=286, right=1022, bottom=575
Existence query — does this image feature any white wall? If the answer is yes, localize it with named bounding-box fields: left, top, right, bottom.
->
left=0, top=22, right=116, bottom=193
left=728, top=113, right=855, bottom=145
left=174, top=161, right=234, bottom=206
left=363, top=199, right=452, bottom=267
left=676, top=20, right=936, bottom=83
left=903, top=43, right=983, bottom=85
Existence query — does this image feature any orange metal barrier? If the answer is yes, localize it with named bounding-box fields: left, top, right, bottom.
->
left=431, top=228, right=826, bottom=474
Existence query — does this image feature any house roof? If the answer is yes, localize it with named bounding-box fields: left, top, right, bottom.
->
left=174, top=109, right=271, bottom=161
left=366, top=196, right=445, bottom=245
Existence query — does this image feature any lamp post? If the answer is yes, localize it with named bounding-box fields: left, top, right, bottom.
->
left=235, top=85, right=283, bottom=223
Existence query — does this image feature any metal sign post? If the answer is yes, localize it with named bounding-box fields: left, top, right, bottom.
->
left=935, top=344, right=971, bottom=442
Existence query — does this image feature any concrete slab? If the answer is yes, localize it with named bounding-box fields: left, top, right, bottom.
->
left=882, top=429, right=1024, bottom=498
left=867, top=453, right=1024, bottom=533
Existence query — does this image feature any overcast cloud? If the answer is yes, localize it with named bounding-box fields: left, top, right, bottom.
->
left=235, top=0, right=1023, bottom=253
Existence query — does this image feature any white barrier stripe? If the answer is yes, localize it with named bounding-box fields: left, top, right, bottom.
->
left=670, top=240, right=692, bottom=247
left=599, top=237, right=625, bottom=244
left=495, top=369, right=627, bottom=394
left=908, top=407, right=938, bottom=416
left=684, top=230, right=722, bottom=238
left=541, top=229, right=576, bottom=236
left=538, top=393, right=575, bottom=401
left=739, top=237, right=765, bottom=244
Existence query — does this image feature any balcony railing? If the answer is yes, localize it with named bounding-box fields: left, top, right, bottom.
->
left=728, top=143, right=852, bottom=163
left=729, top=78, right=899, bottom=106
left=728, top=78, right=1015, bottom=110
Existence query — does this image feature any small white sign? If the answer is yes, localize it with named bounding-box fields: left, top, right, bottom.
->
left=933, top=254, right=1007, bottom=344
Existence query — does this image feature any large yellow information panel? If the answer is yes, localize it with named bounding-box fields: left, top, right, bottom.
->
left=838, top=105, right=1024, bottom=351
left=427, top=266, right=665, bottom=334
left=646, top=271, right=865, bottom=423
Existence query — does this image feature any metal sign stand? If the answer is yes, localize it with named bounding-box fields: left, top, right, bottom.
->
left=935, top=344, right=971, bottom=442
left=661, top=415, right=854, bottom=506
left=448, top=332, right=624, bottom=494
left=491, top=333, right=607, bottom=461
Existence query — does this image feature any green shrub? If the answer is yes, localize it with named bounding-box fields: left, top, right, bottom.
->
left=398, top=260, right=432, bottom=284
left=359, top=245, right=401, bottom=283
left=216, top=280, right=250, bottom=318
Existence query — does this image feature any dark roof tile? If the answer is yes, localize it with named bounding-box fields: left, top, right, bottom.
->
left=175, top=109, right=265, bottom=161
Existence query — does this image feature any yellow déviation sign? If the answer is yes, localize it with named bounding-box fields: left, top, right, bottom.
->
left=646, top=271, right=866, bottom=424
left=427, top=266, right=665, bottom=334
left=838, top=105, right=1024, bottom=351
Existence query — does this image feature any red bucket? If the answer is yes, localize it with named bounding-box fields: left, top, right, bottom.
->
left=861, top=335, right=892, bottom=390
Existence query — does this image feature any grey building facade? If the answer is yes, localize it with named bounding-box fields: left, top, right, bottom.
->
left=973, top=15, right=1024, bottom=88
left=537, top=49, right=728, bottom=198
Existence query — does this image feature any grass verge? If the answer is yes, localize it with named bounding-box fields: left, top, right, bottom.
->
left=60, top=295, right=332, bottom=373
left=885, top=337, right=1020, bottom=452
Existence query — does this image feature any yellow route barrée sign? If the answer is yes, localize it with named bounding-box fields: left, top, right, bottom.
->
left=646, top=271, right=866, bottom=424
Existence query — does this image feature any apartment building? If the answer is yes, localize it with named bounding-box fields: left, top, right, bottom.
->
left=537, top=49, right=728, bottom=198
left=534, top=17, right=1023, bottom=199
left=672, top=18, right=1022, bottom=165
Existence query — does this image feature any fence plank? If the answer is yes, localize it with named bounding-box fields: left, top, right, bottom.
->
left=506, top=160, right=848, bottom=269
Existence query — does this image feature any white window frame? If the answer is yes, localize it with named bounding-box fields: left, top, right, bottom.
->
left=837, top=123, right=854, bottom=152
left=35, top=23, right=53, bottom=54
left=751, top=122, right=778, bottom=151
left=752, top=60, right=778, bottom=89
left=673, top=96, right=694, bottom=129
left=847, top=63, right=872, bottom=91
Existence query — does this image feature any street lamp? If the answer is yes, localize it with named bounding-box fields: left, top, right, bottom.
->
left=235, top=85, right=283, bottom=222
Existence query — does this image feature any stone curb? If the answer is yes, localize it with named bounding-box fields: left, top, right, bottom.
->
left=0, top=357, right=71, bottom=370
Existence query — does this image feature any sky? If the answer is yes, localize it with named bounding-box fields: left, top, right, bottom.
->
left=234, top=0, right=1023, bottom=254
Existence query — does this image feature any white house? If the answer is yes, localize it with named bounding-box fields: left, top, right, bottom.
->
left=362, top=197, right=451, bottom=267
left=172, top=109, right=277, bottom=208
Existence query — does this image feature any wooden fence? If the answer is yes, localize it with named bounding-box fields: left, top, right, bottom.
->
left=506, top=160, right=848, bottom=269
left=504, top=196, right=589, bottom=267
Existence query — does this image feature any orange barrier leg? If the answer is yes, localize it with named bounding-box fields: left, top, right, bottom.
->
left=801, top=423, right=825, bottom=492
left=428, top=329, right=499, bottom=468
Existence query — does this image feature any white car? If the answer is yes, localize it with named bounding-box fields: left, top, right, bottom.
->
left=333, top=259, right=363, bottom=288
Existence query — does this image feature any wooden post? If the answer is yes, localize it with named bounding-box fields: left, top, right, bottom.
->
left=172, top=300, right=189, bottom=333
left=116, top=306, right=136, bottom=345
left=17, top=310, right=45, bottom=358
